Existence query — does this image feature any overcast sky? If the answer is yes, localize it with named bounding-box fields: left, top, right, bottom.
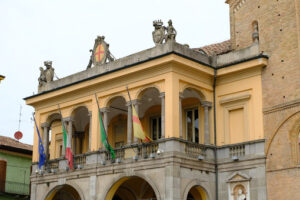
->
left=0, top=0, right=230, bottom=145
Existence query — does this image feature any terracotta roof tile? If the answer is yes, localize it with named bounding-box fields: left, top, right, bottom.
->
left=0, top=135, right=32, bottom=152
left=194, top=40, right=232, bottom=56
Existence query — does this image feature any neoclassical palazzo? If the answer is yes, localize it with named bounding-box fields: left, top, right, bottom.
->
left=26, top=39, right=267, bottom=200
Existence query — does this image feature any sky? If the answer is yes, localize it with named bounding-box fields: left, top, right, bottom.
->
left=0, top=0, right=230, bottom=145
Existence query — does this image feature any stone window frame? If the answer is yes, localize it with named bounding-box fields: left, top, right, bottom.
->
left=220, top=93, right=251, bottom=144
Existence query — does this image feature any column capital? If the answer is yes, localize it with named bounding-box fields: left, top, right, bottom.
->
left=63, top=116, right=74, bottom=122
left=159, top=92, right=165, bottom=98
left=126, top=101, right=132, bottom=107
left=131, top=99, right=141, bottom=106
left=41, top=122, right=50, bottom=128
left=100, top=107, right=110, bottom=113
left=202, top=101, right=212, bottom=108
left=179, top=92, right=184, bottom=99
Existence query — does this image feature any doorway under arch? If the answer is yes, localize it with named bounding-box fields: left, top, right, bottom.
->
left=45, top=184, right=81, bottom=200
left=186, top=185, right=208, bottom=200
left=107, top=176, right=158, bottom=200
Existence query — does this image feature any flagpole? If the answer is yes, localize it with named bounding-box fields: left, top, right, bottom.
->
left=57, top=104, right=74, bottom=170
left=57, top=104, right=67, bottom=150
left=94, top=93, right=108, bottom=138
left=94, top=93, right=115, bottom=159
left=126, top=86, right=144, bottom=144
left=32, top=112, right=46, bottom=169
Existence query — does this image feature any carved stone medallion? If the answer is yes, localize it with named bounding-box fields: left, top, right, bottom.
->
left=152, top=20, right=165, bottom=45
left=92, top=36, right=108, bottom=66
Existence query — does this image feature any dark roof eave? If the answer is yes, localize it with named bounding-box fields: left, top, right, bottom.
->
left=0, top=145, right=32, bottom=155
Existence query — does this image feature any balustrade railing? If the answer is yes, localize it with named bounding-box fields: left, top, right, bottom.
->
left=137, top=142, right=159, bottom=159
left=47, top=159, right=59, bottom=171
left=184, top=142, right=207, bottom=159
left=106, top=147, right=125, bottom=161
left=38, top=139, right=263, bottom=173
left=229, top=144, right=245, bottom=157
left=74, top=154, right=86, bottom=167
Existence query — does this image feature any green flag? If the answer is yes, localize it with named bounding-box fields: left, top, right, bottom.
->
left=98, top=109, right=115, bottom=159
left=94, top=94, right=115, bottom=160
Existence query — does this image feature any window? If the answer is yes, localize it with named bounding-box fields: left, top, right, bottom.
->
left=150, top=116, right=161, bottom=140
left=186, top=108, right=199, bottom=143
left=59, top=145, right=62, bottom=157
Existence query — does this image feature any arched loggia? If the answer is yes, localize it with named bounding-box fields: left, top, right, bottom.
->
left=106, top=176, right=159, bottom=200
left=45, top=184, right=82, bottom=200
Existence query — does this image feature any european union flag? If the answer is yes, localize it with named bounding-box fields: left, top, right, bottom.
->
left=33, top=113, right=46, bottom=169
left=38, top=139, right=46, bottom=169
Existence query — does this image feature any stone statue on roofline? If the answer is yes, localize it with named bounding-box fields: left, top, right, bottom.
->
left=86, top=35, right=115, bottom=69
left=152, top=19, right=177, bottom=45
left=38, top=61, right=54, bottom=88
left=165, top=19, right=177, bottom=43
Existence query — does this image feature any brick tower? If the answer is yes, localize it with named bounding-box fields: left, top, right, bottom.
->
left=226, top=0, right=300, bottom=199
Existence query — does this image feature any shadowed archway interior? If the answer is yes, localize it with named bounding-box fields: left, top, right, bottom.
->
left=46, top=185, right=81, bottom=200
left=110, top=176, right=157, bottom=200
left=187, top=185, right=208, bottom=200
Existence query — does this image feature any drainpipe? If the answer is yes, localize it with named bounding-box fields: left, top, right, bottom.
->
left=213, top=68, right=218, bottom=200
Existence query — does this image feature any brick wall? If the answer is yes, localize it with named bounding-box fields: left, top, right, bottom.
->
left=227, top=0, right=300, bottom=199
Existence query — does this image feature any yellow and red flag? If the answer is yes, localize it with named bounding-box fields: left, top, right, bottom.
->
left=132, top=105, right=152, bottom=142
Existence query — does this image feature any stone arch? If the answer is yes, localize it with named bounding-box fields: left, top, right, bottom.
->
left=102, top=173, right=161, bottom=200
left=42, top=181, right=85, bottom=200
left=181, top=86, right=206, bottom=103
left=68, top=104, right=90, bottom=117
left=266, top=110, right=300, bottom=155
left=70, top=106, right=90, bottom=154
left=183, top=179, right=211, bottom=200
left=46, top=112, right=61, bottom=126
left=135, top=85, right=161, bottom=100
left=104, top=94, right=127, bottom=108
left=289, top=116, right=300, bottom=164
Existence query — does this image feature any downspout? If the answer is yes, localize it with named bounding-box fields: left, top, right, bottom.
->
left=213, top=68, right=218, bottom=200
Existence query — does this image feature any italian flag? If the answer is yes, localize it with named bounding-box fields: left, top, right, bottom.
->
left=98, top=108, right=115, bottom=159
left=62, top=122, right=73, bottom=170
left=132, top=105, right=152, bottom=142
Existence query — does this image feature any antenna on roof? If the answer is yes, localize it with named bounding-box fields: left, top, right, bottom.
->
left=14, top=104, right=23, bottom=142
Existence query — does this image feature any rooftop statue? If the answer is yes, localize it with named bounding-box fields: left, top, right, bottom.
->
left=87, top=36, right=115, bottom=69
left=165, top=20, right=177, bottom=43
left=152, top=19, right=177, bottom=45
left=152, top=20, right=165, bottom=45
left=38, top=61, right=54, bottom=88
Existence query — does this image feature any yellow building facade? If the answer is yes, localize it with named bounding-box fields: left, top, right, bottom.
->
left=25, top=0, right=300, bottom=198
left=27, top=51, right=267, bottom=162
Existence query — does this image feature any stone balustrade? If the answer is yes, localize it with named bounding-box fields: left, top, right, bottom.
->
left=31, top=138, right=265, bottom=175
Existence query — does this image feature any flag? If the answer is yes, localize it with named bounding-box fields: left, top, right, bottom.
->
left=132, top=104, right=152, bottom=142
left=94, top=94, right=115, bottom=159
left=57, top=105, right=73, bottom=170
left=98, top=106, right=116, bottom=159
left=32, top=114, right=46, bottom=169
left=62, top=119, right=73, bottom=170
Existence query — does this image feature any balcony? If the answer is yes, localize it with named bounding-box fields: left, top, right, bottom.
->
left=32, top=138, right=265, bottom=174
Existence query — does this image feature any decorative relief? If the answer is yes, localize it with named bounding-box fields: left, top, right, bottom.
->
left=227, top=172, right=251, bottom=200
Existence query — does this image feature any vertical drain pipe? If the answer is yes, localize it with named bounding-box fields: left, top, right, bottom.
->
left=213, top=68, right=218, bottom=200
